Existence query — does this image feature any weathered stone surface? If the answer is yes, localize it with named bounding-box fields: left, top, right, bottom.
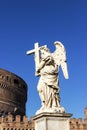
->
left=0, top=68, right=27, bottom=117
left=33, top=112, right=72, bottom=130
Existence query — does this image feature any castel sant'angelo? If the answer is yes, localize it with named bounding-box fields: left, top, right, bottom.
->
left=0, top=68, right=87, bottom=130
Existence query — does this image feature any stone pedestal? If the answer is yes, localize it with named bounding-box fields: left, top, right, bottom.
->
left=33, top=112, right=72, bottom=130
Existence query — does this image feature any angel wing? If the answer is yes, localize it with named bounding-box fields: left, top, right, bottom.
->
left=52, top=41, right=69, bottom=79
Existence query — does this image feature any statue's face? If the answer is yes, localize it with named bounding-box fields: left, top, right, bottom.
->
left=41, top=50, right=49, bottom=59
left=41, top=50, right=46, bottom=58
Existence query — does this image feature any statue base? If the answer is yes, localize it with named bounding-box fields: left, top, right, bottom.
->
left=33, top=112, right=72, bottom=130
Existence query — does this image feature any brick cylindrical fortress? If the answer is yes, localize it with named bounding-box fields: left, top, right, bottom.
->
left=0, top=68, right=27, bottom=117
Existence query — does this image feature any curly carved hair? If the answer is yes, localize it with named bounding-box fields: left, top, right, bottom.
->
left=40, top=46, right=50, bottom=53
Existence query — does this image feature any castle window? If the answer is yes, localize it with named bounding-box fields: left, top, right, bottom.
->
left=6, top=76, right=11, bottom=82
left=2, top=75, right=5, bottom=79
left=5, top=117, right=8, bottom=121
left=23, top=85, right=26, bottom=90
left=7, top=76, right=9, bottom=80
left=14, top=79, right=19, bottom=85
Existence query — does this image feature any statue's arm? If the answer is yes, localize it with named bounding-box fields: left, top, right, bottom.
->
left=36, top=60, right=45, bottom=74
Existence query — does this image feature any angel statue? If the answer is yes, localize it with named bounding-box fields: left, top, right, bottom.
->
left=26, top=41, right=69, bottom=114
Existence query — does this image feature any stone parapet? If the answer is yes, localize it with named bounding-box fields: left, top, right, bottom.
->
left=0, top=114, right=35, bottom=130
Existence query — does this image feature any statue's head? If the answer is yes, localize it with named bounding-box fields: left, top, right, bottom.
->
left=40, top=47, right=50, bottom=59
left=40, top=46, right=50, bottom=53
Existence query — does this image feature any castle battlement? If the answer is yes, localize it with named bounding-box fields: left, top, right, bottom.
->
left=70, top=107, right=87, bottom=130
left=0, top=110, right=87, bottom=130
left=0, top=115, right=28, bottom=123
left=0, top=114, right=35, bottom=130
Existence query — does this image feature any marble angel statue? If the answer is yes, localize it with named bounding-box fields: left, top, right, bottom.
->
left=34, top=41, right=69, bottom=114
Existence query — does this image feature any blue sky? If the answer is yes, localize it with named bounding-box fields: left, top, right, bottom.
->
left=0, top=0, right=87, bottom=119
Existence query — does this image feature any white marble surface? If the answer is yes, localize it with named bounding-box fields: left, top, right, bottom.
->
left=33, top=112, right=72, bottom=130
left=27, top=41, right=69, bottom=114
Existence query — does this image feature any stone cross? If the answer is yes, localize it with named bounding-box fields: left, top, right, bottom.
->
left=26, top=42, right=47, bottom=75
